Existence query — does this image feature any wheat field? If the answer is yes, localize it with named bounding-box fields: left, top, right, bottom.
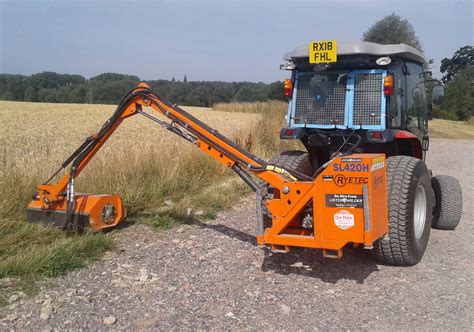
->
left=0, top=101, right=265, bottom=218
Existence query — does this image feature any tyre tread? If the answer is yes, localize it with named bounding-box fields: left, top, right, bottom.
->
left=431, top=175, right=462, bottom=230
left=374, top=156, right=431, bottom=266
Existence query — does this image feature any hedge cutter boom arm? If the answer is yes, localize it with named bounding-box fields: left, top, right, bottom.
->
left=28, top=84, right=304, bottom=234
left=28, top=83, right=388, bottom=256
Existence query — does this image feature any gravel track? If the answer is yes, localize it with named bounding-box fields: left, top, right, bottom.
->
left=1, top=138, right=473, bottom=330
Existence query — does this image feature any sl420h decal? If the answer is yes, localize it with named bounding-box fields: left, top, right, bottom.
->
left=333, top=163, right=369, bottom=172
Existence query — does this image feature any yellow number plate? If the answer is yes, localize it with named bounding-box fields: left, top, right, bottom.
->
left=308, top=40, right=337, bottom=64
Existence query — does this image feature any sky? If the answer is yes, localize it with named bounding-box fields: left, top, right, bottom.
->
left=0, top=0, right=472, bottom=83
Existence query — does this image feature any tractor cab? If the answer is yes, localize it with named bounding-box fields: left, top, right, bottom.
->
left=280, top=41, right=442, bottom=165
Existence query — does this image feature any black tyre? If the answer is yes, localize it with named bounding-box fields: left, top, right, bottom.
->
left=374, top=156, right=434, bottom=266
left=431, top=175, right=462, bottom=230
left=259, top=150, right=313, bottom=220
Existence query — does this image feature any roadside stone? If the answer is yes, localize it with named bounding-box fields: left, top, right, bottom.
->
left=39, top=312, right=50, bottom=321
left=66, top=289, right=77, bottom=297
left=40, top=299, right=53, bottom=321
left=225, top=311, right=236, bottom=319
left=195, top=210, right=204, bottom=216
left=103, top=316, right=116, bottom=325
left=0, top=277, right=18, bottom=287
left=176, top=227, right=185, bottom=234
left=138, top=268, right=149, bottom=282
left=4, top=313, right=18, bottom=322
left=164, top=199, right=173, bottom=206
left=280, top=304, right=291, bottom=315
left=8, top=295, right=19, bottom=303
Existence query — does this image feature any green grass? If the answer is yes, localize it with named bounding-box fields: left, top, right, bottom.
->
left=0, top=218, right=112, bottom=306
left=429, top=118, right=474, bottom=139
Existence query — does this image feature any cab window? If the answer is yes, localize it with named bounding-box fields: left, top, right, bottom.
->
left=388, top=63, right=403, bottom=128
left=405, top=62, right=427, bottom=130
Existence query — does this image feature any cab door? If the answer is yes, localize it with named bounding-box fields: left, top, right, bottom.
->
left=404, top=62, right=428, bottom=141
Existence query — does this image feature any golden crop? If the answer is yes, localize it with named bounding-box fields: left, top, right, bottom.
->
left=0, top=101, right=261, bottom=217
left=0, top=101, right=260, bottom=176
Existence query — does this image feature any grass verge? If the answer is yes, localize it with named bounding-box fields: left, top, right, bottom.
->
left=0, top=219, right=112, bottom=306
left=429, top=118, right=474, bottom=139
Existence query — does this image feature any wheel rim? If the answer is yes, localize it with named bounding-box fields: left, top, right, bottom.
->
left=414, top=185, right=427, bottom=239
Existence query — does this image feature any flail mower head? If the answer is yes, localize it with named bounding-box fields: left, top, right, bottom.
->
left=27, top=191, right=126, bottom=231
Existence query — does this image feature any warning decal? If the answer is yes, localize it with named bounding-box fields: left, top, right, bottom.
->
left=334, top=210, right=355, bottom=230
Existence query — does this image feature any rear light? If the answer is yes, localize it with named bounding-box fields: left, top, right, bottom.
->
left=284, top=129, right=294, bottom=136
left=284, top=79, right=293, bottom=98
left=384, top=75, right=394, bottom=96
left=372, top=131, right=382, bottom=139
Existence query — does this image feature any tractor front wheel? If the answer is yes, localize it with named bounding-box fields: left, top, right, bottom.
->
left=431, top=175, right=462, bottom=230
left=374, top=156, right=434, bottom=266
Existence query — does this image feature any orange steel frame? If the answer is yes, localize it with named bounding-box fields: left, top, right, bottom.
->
left=31, top=83, right=388, bottom=254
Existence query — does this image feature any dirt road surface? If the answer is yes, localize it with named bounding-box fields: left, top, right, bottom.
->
left=1, top=138, right=473, bottom=330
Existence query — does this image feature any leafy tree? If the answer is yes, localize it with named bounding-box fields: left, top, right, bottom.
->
left=440, top=46, right=474, bottom=84
left=440, top=67, right=474, bottom=120
left=267, top=81, right=284, bottom=101
left=90, top=73, right=139, bottom=83
left=55, top=87, right=69, bottom=103
left=1, top=91, right=13, bottom=100
left=24, top=86, right=36, bottom=101
left=37, top=88, right=57, bottom=102
left=363, top=13, right=423, bottom=51
left=68, top=85, right=88, bottom=104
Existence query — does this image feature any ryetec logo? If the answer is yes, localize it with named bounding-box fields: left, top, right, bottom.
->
left=333, top=163, right=369, bottom=172
left=334, top=174, right=368, bottom=187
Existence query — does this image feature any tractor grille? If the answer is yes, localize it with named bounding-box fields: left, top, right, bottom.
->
left=293, top=71, right=384, bottom=129
left=294, top=74, right=347, bottom=126
left=352, top=73, right=383, bottom=126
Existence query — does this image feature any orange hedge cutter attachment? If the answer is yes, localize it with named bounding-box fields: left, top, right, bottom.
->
left=28, top=83, right=388, bottom=258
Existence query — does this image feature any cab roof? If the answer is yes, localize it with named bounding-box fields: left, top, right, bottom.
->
left=283, top=41, right=425, bottom=64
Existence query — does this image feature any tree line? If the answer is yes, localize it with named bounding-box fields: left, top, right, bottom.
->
left=0, top=72, right=284, bottom=107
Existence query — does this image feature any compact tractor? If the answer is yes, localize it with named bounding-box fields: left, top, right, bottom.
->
left=28, top=41, right=463, bottom=266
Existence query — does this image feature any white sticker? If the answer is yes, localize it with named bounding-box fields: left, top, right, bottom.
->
left=371, top=161, right=384, bottom=172
left=371, top=156, right=385, bottom=172
left=334, top=210, right=355, bottom=230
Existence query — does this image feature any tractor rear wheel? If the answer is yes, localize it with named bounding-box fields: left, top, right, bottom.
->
left=260, top=150, right=313, bottom=220
left=431, top=175, right=462, bottom=230
left=374, top=156, right=434, bottom=266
